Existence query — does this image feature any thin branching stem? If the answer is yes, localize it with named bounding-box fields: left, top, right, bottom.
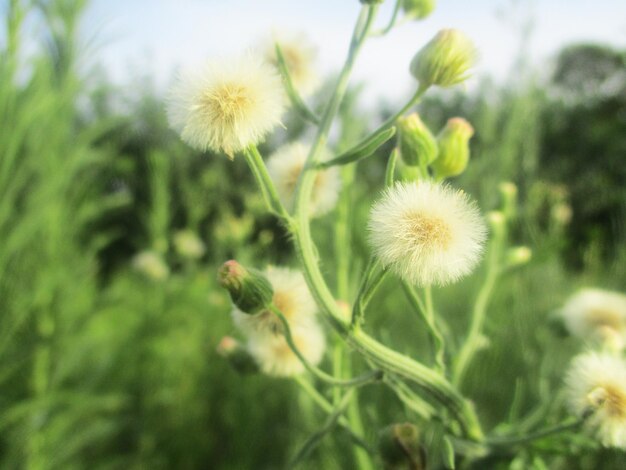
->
left=402, top=283, right=446, bottom=372
left=289, top=390, right=355, bottom=468
left=269, top=305, right=383, bottom=387
left=293, top=376, right=372, bottom=453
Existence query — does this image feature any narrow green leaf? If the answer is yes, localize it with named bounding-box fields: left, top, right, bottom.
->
left=318, top=126, right=396, bottom=169
left=442, top=435, right=456, bottom=469
left=275, top=43, right=320, bottom=125
left=385, top=147, right=399, bottom=187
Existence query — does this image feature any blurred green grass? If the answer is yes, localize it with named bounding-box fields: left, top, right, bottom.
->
left=1, top=0, right=625, bottom=468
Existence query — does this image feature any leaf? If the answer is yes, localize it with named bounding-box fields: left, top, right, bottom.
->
left=317, top=126, right=396, bottom=168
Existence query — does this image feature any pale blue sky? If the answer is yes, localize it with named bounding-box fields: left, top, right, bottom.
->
left=77, top=1, right=626, bottom=103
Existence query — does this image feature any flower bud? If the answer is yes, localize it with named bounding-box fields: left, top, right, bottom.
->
left=402, top=0, right=436, bottom=20
left=551, top=203, right=573, bottom=226
left=217, top=260, right=274, bottom=315
left=360, top=0, right=385, bottom=4
left=173, top=229, right=206, bottom=259
left=410, top=29, right=476, bottom=88
left=487, top=211, right=506, bottom=238
left=499, top=181, right=518, bottom=220
left=397, top=162, right=422, bottom=182
left=397, top=113, right=438, bottom=167
left=378, top=423, right=427, bottom=470
left=132, top=250, right=169, bottom=281
left=506, top=246, right=532, bottom=268
left=217, top=336, right=259, bottom=375
left=431, top=117, right=474, bottom=178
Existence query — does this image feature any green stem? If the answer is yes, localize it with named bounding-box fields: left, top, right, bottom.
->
left=265, top=3, right=483, bottom=441
left=370, top=0, right=402, bottom=36
left=453, top=228, right=505, bottom=387
left=385, top=148, right=399, bottom=186
left=402, top=283, right=446, bottom=372
left=351, top=258, right=385, bottom=327
left=486, top=419, right=584, bottom=448
left=384, top=374, right=436, bottom=421
left=334, top=165, right=374, bottom=470
left=275, top=42, right=320, bottom=125
left=344, top=84, right=428, bottom=160
left=350, top=327, right=482, bottom=439
left=289, top=390, right=356, bottom=468
left=293, top=376, right=372, bottom=452
left=242, top=145, right=291, bottom=222
left=270, top=305, right=383, bottom=387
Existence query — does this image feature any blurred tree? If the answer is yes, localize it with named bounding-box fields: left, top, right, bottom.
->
left=541, top=44, right=626, bottom=268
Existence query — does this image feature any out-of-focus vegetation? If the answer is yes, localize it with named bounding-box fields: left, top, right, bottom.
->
left=0, top=0, right=624, bottom=468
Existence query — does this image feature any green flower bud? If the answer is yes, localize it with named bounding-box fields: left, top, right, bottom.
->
left=410, top=29, right=477, bottom=88
left=216, top=336, right=259, bottom=375
left=217, top=260, right=274, bottom=315
left=402, top=0, right=436, bottom=20
left=431, top=117, right=474, bottom=178
left=499, top=181, right=518, bottom=220
left=487, top=211, right=506, bottom=239
left=360, top=0, right=385, bottom=4
left=506, top=246, right=532, bottom=268
left=397, top=113, right=438, bottom=167
left=378, top=423, right=427, bottom=470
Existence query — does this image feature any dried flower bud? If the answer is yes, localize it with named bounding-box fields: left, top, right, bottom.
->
left=402, top=0, right=436, bottom=20
left=410, top=29, right=476, bottom=88
left=432, top=117, right=474, bottom=178
left=397, top=113, right=438, bottom=167
left=378, top=423, right=427, bottom=470
left=217, top=336, right=259, bottom=374
left=218, top=260, right=274, bottom=315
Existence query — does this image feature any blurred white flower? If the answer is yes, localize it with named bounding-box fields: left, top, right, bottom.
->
left=132, top=250, right=169, bottom=281
left=559, top=288, right=626, bottom=351
left=246, top=323, right=325, bottom=377
left=173, top=229, right=205, bottom=259
left=167, top=54, right=286, bottom=158
left=566, top=352, right=626, bottom=449
left=232, top=266, right=318, bottom=336
left=267, top=141, right=340, bottom=217
left=265, top=31, right=320, bottom=97
left=367, top=181, right=486, bottom=286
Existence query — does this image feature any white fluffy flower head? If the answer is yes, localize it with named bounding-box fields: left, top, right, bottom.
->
left=565, top=352, right=626, bottom=449
left=265, top=31, right=320, bottom=97
left=232, top=266, right=318, bottom=336
left=167, top=54, right=286, bottom=158
left=267, top=142, right=340, bottom=216
left=367, top=181, right=486, bottom=286
left=246, top=323, right=325, bottom=377
left=559, top=288, right=626, bottom=351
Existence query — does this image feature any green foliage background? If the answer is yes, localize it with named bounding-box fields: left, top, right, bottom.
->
left=0, top=1, right=625, bottom=468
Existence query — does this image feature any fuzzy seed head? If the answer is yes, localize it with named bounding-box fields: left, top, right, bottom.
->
left=266, top=31, right=320, bottom=97
left=566, top=352, right=626, bottom=449
left=367, top=181, right=487, bottom=286
left=167, top=54, right=286, bottom=157
left=246, top=323, right=326, bottom=377
left=232, top=266, right=318, bottom=336
left=558, top=288, right=626, bottom=351
left=267, top=142, right=341, bottom=217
